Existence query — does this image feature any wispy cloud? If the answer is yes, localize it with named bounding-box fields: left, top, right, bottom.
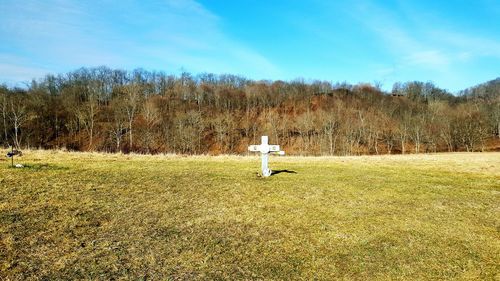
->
left=0, top=63, right=46, bottom=86
left=429, top=30, right=500, bottom=59
left=0, top=54, right=51, bottom=87
left=348, top=0, right=500, bottom=91
left=404, top=50, right=451, bottom=68
left=352, top=2, right=448, bottom=68
left=0, top=0, right=281, bottom=84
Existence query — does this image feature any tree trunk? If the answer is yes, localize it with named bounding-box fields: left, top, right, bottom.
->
left=89, top=118, right=94, bottom=150
left=414, top=132, right=420, bottom=153
left=2, top=104, right=7, bottom=143
left=329, top=134, right=333, bottom=155
left=14, top=118, right=20, bottom=148
left=129, top=120, right=133, bottom=149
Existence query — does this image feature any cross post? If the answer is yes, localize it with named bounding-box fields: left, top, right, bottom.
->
left=248, top=136, right=285, bottom=177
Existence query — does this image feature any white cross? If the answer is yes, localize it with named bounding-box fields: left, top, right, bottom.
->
left=248, top=136, right=285, bottom=177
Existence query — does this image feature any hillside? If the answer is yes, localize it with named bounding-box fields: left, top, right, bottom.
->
left=1, top=68, right=499, bottom=155
left=459, top=77, right=500, bottom=101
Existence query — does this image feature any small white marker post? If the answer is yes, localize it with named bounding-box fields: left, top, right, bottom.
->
left=248, top=136, right=285, bottom=177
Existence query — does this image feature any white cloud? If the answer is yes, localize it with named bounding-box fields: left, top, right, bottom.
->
left=404, top=50, right=451, bottom=68
left=0, top=54, right=51, bottom=87
left=0, top=0, right=282, bottom=83
left=429, top=30, right=500, bottom=59
left=0, top=63, right=49, bottom=87
left=348, top=0, right=500, bottom=91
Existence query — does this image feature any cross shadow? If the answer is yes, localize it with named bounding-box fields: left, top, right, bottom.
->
left=271, top=169, right=297, bottom=176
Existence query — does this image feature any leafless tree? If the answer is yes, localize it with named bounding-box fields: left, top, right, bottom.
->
left=8, top=92, right=30, bottom=148
left=0, top=88, right=9, bottom=144
left=119, top=83, right=142, bottom=150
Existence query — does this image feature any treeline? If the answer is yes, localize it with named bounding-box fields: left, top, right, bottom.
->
left=1, top=67, right=499, bottom=155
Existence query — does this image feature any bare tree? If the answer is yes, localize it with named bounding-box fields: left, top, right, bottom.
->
left=175, top=110, right=205, bottom=154
left=320, top=110, right=340, bottom=155
left=141, top=97, right=161, bottom=153
left=454, top=105, right=489, bottom=152
left=211, top=112, right=235, bottom=153
left=0, top=87, right=9, bottom=144
left=295, top=110, right=315, bottom=154
left=490, top=103, right=500, bottom=139
left=411, top=113, right=426, bottom=153
left=119, top=83, right=142, bottom=150
left=398, top=112, right=411, bottom=154
left=8, top=92, right=30, bottom=148
left=109, top=98, right=128, bottom=152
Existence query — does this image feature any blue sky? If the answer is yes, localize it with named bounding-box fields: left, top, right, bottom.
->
left=0, top=0, right=498, bottom=92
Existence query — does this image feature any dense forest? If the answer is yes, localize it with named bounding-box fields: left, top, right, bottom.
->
left=1, top=67, right=499, bottom=155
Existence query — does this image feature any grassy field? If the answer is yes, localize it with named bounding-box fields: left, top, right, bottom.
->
left=0, top=151, right=499, bottom=280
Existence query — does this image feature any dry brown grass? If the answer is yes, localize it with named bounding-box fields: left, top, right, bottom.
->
left=1, top=151, right=499, bottom=280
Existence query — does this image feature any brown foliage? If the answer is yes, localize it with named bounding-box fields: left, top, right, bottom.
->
left=1, top=68, right=498, bottom=155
